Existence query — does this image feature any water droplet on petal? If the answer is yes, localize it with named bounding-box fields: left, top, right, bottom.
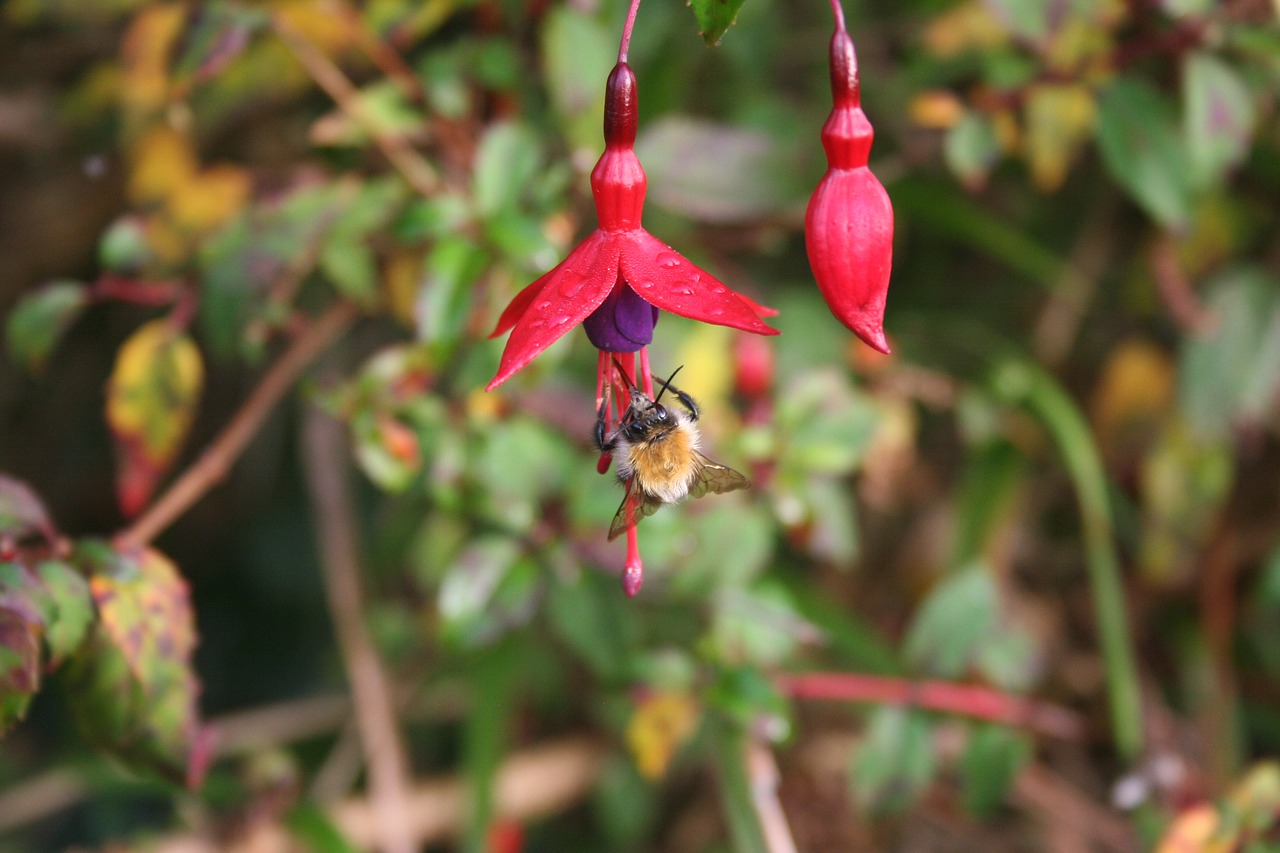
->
left=636, top=280, right=655, bottom=289
left=675, top=286, right=693, bottom=296
left=656, top=252, right=680, bottom=268
left=536, top=300, right=553, bottom=310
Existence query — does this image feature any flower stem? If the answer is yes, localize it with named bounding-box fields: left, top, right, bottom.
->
left=618, top=0, right=644, bottom=63
left=828, top=0, right=846, bottom=33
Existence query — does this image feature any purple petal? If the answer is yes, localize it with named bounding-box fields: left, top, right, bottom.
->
left=583, top=278, right=659, bottom=352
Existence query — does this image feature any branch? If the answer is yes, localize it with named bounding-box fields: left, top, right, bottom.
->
left=777, top=672, right=1086, bottom=741
left=744, top=741, right=799, bottom=853
left=303, top=405, right=415, bottom=853
left=117, top=301, right=359, bottom=548
left=272, top=13, right=440, bottom=198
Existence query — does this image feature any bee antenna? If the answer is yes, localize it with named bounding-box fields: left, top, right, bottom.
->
left=610, top=358, right=636, bottom=391
left=653, top=365, right=684, bottom=404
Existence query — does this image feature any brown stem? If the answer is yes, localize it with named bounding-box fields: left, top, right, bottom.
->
left=744, top=741, right=799, bottom=853
left=117, top=301, right=359, bottom=548
left=272, top=12, right=440, bottom=197
left=335, top=0, right=427, bottom=104
left=303, top=405, right=415, bottom=853
left=777, top=672, right=1086, bottom=741
left=1150, top=232, right=1217, bottom=334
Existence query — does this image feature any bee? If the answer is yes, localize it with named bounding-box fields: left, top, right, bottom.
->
left=595, top=366, right=749, bottom=540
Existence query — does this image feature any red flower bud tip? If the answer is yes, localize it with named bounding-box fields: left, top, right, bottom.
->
left=805, top=25, right=893, bottom=354
left=624, top=520, right=644, bottom=597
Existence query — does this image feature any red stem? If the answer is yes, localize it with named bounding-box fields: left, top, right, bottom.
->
left=618, top=0, right=643, bottom=62
left=828, top=0, right=846, bottom=33
left=777, top=672, right=1086, bottom=741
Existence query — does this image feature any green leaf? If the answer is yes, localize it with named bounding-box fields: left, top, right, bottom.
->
left=473, top=121, right=543, bottom=217
left=547, top=570, right=636, bottom=680
left=171, top=4, right=265, bottom=84
left=34, top=559, right=93, bottom=665
left=320, top=239, right=379, bottom=306
left=0, top=475, right=55, bottom=541
left=1184, top=51, right=1255, bottom=187
left=592, top=756, right=660, bottom=848
left=634, top=118, right=795, bottom=223
left=1179, top=268, right=1280, bottom=440
left=850, top=707, right=937, bottom=813
left=1096, top=78, right=1194, bottom=229
left=539, top=6, right=614, bottom=154
left=903, top=565, right=998, bottom=679
left=286, top=801, right=362, bottom=853
left=689, top=0, right=746, bottom=45
left=710, top=583, right=810, bottom=668
left=959, top=723, right=1031, bottom=817
left=944, top=112, right=1002, bottom=190
left=984, top=0, right=1052, bottom=40
left=708, top=721, right=770, bottom=853
left=5, top=280, right=88, bottom=372
left=417, top=234, right=487, bottom=354
left=462, top=642, right=519, bottom=853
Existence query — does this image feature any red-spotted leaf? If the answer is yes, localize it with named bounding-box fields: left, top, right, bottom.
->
left=0, top=474, right=56, bottom=545
left=0, top=578, right=42, bottom=732
left=1184, top=51, right=1255, bottom=188
left=5, top=280, right=89, bottom=372
left=105, top=320, right=204, bottom=516
left=65, top=542, right=205, bottom=786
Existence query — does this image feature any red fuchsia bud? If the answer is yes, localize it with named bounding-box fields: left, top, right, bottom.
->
left=733, top=332, right=774, bottom=400
left=805, top=25, right=893, bottom=354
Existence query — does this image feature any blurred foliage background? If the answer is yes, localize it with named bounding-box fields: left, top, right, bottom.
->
left=2, top=0, right=1280, bottom=850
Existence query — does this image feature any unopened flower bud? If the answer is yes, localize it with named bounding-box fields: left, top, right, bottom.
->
left=805, top=26, right=893, bottom=353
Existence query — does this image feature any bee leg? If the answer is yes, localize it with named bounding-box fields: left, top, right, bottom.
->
left=669, top=385, right=700, bottom=422
left=594, top=399, right=614, bottom=452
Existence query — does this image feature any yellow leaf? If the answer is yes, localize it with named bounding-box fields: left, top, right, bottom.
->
left=922, top=2, right=1008, bottom=58
left=384, top=249, right=425, bottom=327
left=910, top=91, right=965, bottom=130
left=274, top=0, right=355, bottom=55
left=1023, top=83, right=1097, bottom=192
left=674, top=323, right=735, bottom=439
left=106, top=321, right=203, bottom=514
left=120, top=3, right=186, bottom=115
left=129, top=126, right=198, bottom=206
left=1090, top=338, right=1173, bottom=455
left=168, top=163, right=251, bottom=233
left=626, top=692, right=700, bottom=780
left=1155, top=804, right=1232, bottom=853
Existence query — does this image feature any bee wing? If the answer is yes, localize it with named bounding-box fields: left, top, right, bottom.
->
left=607, top=480, right=665, bottom=541
left=688, top=453, right=750, bottom=499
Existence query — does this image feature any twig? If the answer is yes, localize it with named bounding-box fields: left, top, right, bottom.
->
left=303, top=405, right=415, bottom=853
left=117, top=301, right=358, bottom=548
left=133, top=736, right=606, bottom=853
left=1031, top=197, right=1118, bottom=368
left=777, top=672, right=1086, bottom=741
left=1012, top=763, right=1138, bottom=853
left=1149, top=232, right=1217, bottom=335
left=334, top=0, right=427, bottom=104
left=272, top=12, right=440, bottom=197
left=744, top=741, right=800, bottom=853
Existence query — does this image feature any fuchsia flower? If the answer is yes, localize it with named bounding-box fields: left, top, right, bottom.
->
left=486, top=33, right=778, bottom=596
left=805, top=4, right=894, bottom=353
left=486, top=61, right=778, bottom=392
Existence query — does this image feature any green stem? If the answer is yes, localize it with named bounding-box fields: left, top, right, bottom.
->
left=990, top=360, right=1143, bottom=759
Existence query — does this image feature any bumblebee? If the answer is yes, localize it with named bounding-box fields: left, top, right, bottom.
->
left=595, top=367, right=749, bottom=540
